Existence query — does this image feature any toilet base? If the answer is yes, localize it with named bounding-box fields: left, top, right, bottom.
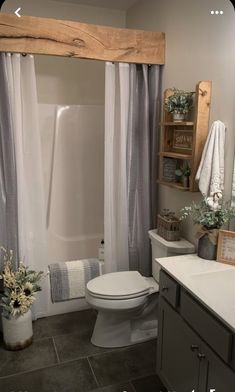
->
left=91, top=309, right=158, bottom=348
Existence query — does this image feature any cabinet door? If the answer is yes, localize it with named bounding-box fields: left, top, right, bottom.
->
left=157, top=297, right=201, bottom=392
left=200, top=342, right=235, bottom=392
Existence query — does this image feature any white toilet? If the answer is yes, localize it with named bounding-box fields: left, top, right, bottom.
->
left=86, top=229, right=195, bottom=348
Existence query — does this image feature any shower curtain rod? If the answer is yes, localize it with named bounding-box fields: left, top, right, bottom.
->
left=0, top=13, right=165, bottom=65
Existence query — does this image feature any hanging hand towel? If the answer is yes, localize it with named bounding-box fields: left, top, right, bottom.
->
left=48, top=258, right=100, bottom=303
left=195, top=120, right=225, bottom=196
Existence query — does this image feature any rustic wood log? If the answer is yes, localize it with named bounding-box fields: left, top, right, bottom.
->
left=0, top=13, right=165, bottom=64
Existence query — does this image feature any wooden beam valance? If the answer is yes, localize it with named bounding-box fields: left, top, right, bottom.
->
left=0, top=13, right=165, bottom=64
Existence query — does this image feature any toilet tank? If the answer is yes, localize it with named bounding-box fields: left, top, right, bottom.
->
left=148, top=229, right=195, bottom=283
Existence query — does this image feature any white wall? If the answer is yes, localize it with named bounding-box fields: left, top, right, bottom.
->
left=127, top=0, right=235, bottom=243
left=3, top=0, right=126, bottom=104
left=3, top=0, right=126, bottom=22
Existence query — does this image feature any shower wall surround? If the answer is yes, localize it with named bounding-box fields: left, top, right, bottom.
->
left=39, top=104, right=104, bottom=264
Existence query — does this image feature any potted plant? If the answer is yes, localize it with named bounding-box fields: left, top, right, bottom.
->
left=0, top=247, right=44, bottom=350
left=181, top=163, right=191, bottom=188
left=175, top=162, right=191, bottom=188
left=164, top=88, right=194, bottom=122
left=181, top=193, right=235, bottom=260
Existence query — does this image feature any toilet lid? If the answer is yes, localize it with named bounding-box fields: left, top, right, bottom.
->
left=87, top=271, right=150, bottom=299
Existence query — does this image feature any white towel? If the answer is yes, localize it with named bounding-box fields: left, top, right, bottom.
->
left=49, top=258, right=100, bottom=303
left=195, top=120, right=225, bottom=197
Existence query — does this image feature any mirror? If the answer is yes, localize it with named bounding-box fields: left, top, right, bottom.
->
left=232, top=151, right=235, bottom=208
left=229, top=149, right=235, bottom=230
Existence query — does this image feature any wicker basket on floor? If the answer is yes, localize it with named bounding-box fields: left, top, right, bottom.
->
left=157, top=211, right=180, bottom=241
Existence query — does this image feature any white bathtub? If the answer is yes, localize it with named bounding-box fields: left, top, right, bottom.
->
left=36, top=104, right=105, bottom=319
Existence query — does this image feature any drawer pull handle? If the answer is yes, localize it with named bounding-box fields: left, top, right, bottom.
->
left=197, top=353, right=205, bottom=359
left=162, top=286, right=169, bottom=292
left=190, top=345, right=199, bottom=352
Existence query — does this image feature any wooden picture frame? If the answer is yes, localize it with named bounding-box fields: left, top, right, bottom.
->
left=217, top=230, right=235, bottom=265
left=172, top=129, right=193, bottom=152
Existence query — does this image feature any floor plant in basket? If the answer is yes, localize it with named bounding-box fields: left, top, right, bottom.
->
left=0, top=247, right=44, bottom=350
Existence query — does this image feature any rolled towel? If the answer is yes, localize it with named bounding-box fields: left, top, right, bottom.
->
left=48, top=258, right=100, bottom=303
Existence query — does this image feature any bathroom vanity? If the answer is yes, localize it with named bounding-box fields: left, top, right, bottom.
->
left=156, top=254, right=235, bottom=392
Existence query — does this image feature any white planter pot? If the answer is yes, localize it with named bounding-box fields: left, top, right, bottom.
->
left=173, top=112, right=185, bottom=122
left=2, top=309, right=33, bottom=350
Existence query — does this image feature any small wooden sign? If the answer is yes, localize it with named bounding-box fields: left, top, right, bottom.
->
left=217, top=230, right=235, bottom=265
left=172, top=129, right=193, bottom=151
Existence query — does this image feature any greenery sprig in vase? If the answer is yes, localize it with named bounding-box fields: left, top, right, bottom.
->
left=0, top=247, right=44, bottom=350
left=165, top=88, right=194, bottom=121
left=175, top=162, right=191, bottom=187
left=181, top=193, right=235, bottom=259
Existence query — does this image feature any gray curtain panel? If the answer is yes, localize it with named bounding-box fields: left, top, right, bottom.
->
left=127, top=64, right=161, bottom=276
left=149, top=65, right=161, bottom=227
left=0, top=54, right=19, bottom=269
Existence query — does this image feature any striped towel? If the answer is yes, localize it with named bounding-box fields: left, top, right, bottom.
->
left=48, top=258, right=100, bottom=303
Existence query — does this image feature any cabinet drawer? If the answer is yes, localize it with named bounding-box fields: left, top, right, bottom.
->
left=159, top=270, right=179, bottom=308
left=181, top=289, right=232, bottom=363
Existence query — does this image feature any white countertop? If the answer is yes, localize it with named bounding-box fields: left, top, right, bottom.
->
left=156, top=254, right=235, bottom=332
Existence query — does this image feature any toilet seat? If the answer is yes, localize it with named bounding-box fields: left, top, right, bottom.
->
left=86, top=271, right=153, bottom=300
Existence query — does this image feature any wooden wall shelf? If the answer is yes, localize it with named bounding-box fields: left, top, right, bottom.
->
left=159, top=81, right=212, bottom=192
left=157, top=180, right=190, bottom=191
left=159, top=152, right=193, bottom=160
left=160, top=121, right=194, bottom=127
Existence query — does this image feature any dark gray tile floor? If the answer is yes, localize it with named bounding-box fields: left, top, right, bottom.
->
left=0, top=310, right=167, bottom=392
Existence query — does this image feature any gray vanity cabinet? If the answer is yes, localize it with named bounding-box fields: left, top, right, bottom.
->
left=157, top=270, right=235, bottom=392
left=157, top=297, right=201, bottom=392
left=201, top=342, right=235, bottom=392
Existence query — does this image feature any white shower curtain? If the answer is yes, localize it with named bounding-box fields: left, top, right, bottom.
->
left=0, top=53, right=48, bottom=318
left=104, top=62, right=160, bottom=275
left=0, top=55, right=18, bottom=268
left=104, top=62, right=130, bottom=273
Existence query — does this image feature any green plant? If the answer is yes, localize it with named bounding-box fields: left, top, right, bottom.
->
left=165, top=88, right=194, bottom=114
left=175, top=162, right=191, bottom=178
left=182, top=162, right=191, bottom=177
left=0, top=247, right=44, bottom=319
left=180, top=193, right=235, bottom=229
left=182, top=167, right=191, bottom=177
left=161, top=209, right=179, bottom=221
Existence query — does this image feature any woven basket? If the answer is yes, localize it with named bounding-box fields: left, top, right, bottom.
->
left=157, top=214, right=180, bottom=241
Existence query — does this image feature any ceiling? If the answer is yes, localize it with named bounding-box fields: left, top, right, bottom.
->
left=53, top=0, right=139, bottom=11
